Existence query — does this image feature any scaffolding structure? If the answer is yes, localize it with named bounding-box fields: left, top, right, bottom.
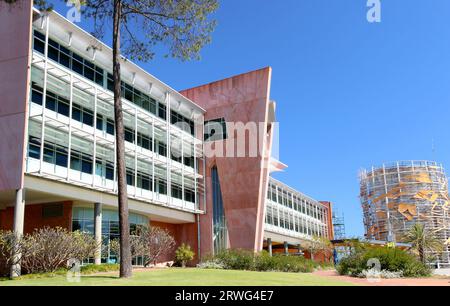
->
left=360, top=161, right=450, bottom=267
left=332, top=211, right=346, bottom=240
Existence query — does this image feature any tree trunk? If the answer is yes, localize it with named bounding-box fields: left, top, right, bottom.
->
left=113, top=0, right=132, bottom=278
left=419, top=245, right=425, bottom=264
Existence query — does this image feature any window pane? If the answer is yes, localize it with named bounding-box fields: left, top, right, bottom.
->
left=72, top=107, right=82, bottom=122
left=58, top=100, right=70, bottom=117
left=83, top=111, right=94, bottom=126
left=31, top=89, right=43, bottom=105
left=56, top=151, right=68, bottom=167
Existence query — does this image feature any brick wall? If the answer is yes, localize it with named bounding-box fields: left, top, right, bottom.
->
left=0, top=202, right=73, bottom=233
left=151, top=220, right=199, bottom=266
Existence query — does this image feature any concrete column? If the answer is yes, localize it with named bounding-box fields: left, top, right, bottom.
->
left=297, top=244, right=302, bottom=256
left=284, top=241, right=289, bottom=256
left=94, top=203, right=102, bottom=265
left=11, top=188, right=25, bottom=278
left=267, top=238, right=272, bottom=257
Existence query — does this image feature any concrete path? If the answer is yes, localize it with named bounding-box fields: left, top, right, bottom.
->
left=313, top=270, right=450, bottom=286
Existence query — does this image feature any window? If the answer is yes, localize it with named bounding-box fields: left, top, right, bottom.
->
left=31, top=83, right=43, bottom=105
left=126, top=170, right=135, bottom=186
left=58, top=98, right=70, bottom=117
left=33, top=30, right=105, bottom=88
left=137, top=173, right=152, bottom=191
left=212, top=166, right=227, bottom=254
left=157, top=179, right=167, bottom=195
left=125, top=128, right=135, bottom=143
left=28, top=137, right=41, bottom=159
left=185, top=189, right=195, bottom=203
left=158, top=142, right=167, bottom=156
left=171, top=110, right=195, bottom=136
left=204, top=118, right=227, bottom=142
left=171, top=185, right=183, bottom=200
left=33, top=30, right=45, bottom=54
left=46, top=93, right=57, bottom=112
left=42, top=204, right=64, bottom=218
left=96, top=115, right=104, bottom=130
left=82, top=109, right=94, bottom=126
left=106, top=119, right=115, bottom=135
left=70, top=151, right=93, bottom=174
left=158, top=103, right=167, bottom=120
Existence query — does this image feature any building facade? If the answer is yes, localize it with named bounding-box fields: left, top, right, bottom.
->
left=0, top=3, right=333, bottom=269
left=360, top=161, right=450, bottom=268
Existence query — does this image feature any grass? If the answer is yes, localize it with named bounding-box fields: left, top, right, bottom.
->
left=0, top=268, right=355, bottom=286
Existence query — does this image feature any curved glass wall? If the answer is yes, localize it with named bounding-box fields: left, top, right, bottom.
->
left=211, top=167, right=227, bottom=254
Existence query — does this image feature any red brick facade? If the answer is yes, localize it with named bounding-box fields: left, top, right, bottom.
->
left=0, top=202, right=73, bottom=233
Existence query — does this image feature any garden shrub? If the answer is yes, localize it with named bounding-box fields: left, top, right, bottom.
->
left=337, top=246, right=431, bottom=278
left=201, top=249, right=320, bottom=273
left=110, top=226, right=176, bottom=267
left=215, top=249, right=255, bottom=271
left=21, top=227, right=98, bottom=274
left=175, top=243, right=195, bottom=268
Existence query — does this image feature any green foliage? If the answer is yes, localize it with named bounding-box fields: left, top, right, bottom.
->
left=80, top=264, right=119, bottom=274
left=402, top=223, right=443, bottom=264
left=337, top=246, right=431, bottom=278
left=81, top=0, right=219, bottom=62
left=206, top=249, right=324, bottom=273
left=175, top=243, right=195, bottom=268
left=214, top=249, right=255, bottom=271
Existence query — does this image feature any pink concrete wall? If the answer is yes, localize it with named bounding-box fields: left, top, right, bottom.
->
left=181, top=67, right=274, bottom=255
left=0, top=0, right=33, bottom=192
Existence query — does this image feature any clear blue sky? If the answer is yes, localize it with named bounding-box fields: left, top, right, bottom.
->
left=49, top=0, right=450, bottom=237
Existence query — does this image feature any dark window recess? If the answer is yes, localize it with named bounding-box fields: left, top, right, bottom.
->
left=42, top=203, right=64, bottom=218
left=106, top=119, right=115, bottom=135
left=28, top=136, right=41, bottom=159
left=158, top=104, right=167, bottom=120
left=82, top=110, right=94, bottom=126
left=204, top=118, right=227, bottom=142
left=158, top=180, right=167, bottom=195
left=125, top=128, right=135, bottom=143
left=31, top=83, right=43, bottom=105
left=96, top=115, right=103, bottom=130
left=170, top=110, right=195, bottom=136
left=158, top=142, right=167, bottom=156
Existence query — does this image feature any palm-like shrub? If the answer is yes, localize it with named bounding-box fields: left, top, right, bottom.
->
left=402, top=223, right=443, bottom=264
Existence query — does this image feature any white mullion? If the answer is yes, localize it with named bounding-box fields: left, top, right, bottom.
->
left=113, top=128, right=117, bottom=193
left=202, top=114, right=206, bottom=213
left=39, top=15, right=50, bottom=175
left=134, top=107, right=138, bottom=197
left=66, top=74, right=73, bottom=181
left=276, top=186, right=281, bottom=228
left=92, top=87, right=98, bottom=187
left=166, top=92, right=171, bottom=206
left=181, top=132, right=185, bottom=210
left=152, top=117, right=155, bottom=202
left=193, top=135, right=198, bottom=211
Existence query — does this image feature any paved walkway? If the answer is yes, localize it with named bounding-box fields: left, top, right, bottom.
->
left=313, top=270, right=450, bottom=286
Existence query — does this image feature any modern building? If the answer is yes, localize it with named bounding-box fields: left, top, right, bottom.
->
left=264, top=179, right=333, bottom=256
left=0, top=3, right=333, bottom=270
left=360, top=161, right=450, bottom=267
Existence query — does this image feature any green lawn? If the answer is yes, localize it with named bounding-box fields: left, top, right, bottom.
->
left=0, top=268, right=355, bottom=286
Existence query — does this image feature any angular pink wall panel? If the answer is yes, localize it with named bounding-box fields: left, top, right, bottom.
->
left=0, top=0, right=33, bottom=191
left=181, top=67, right=273, bottom=254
